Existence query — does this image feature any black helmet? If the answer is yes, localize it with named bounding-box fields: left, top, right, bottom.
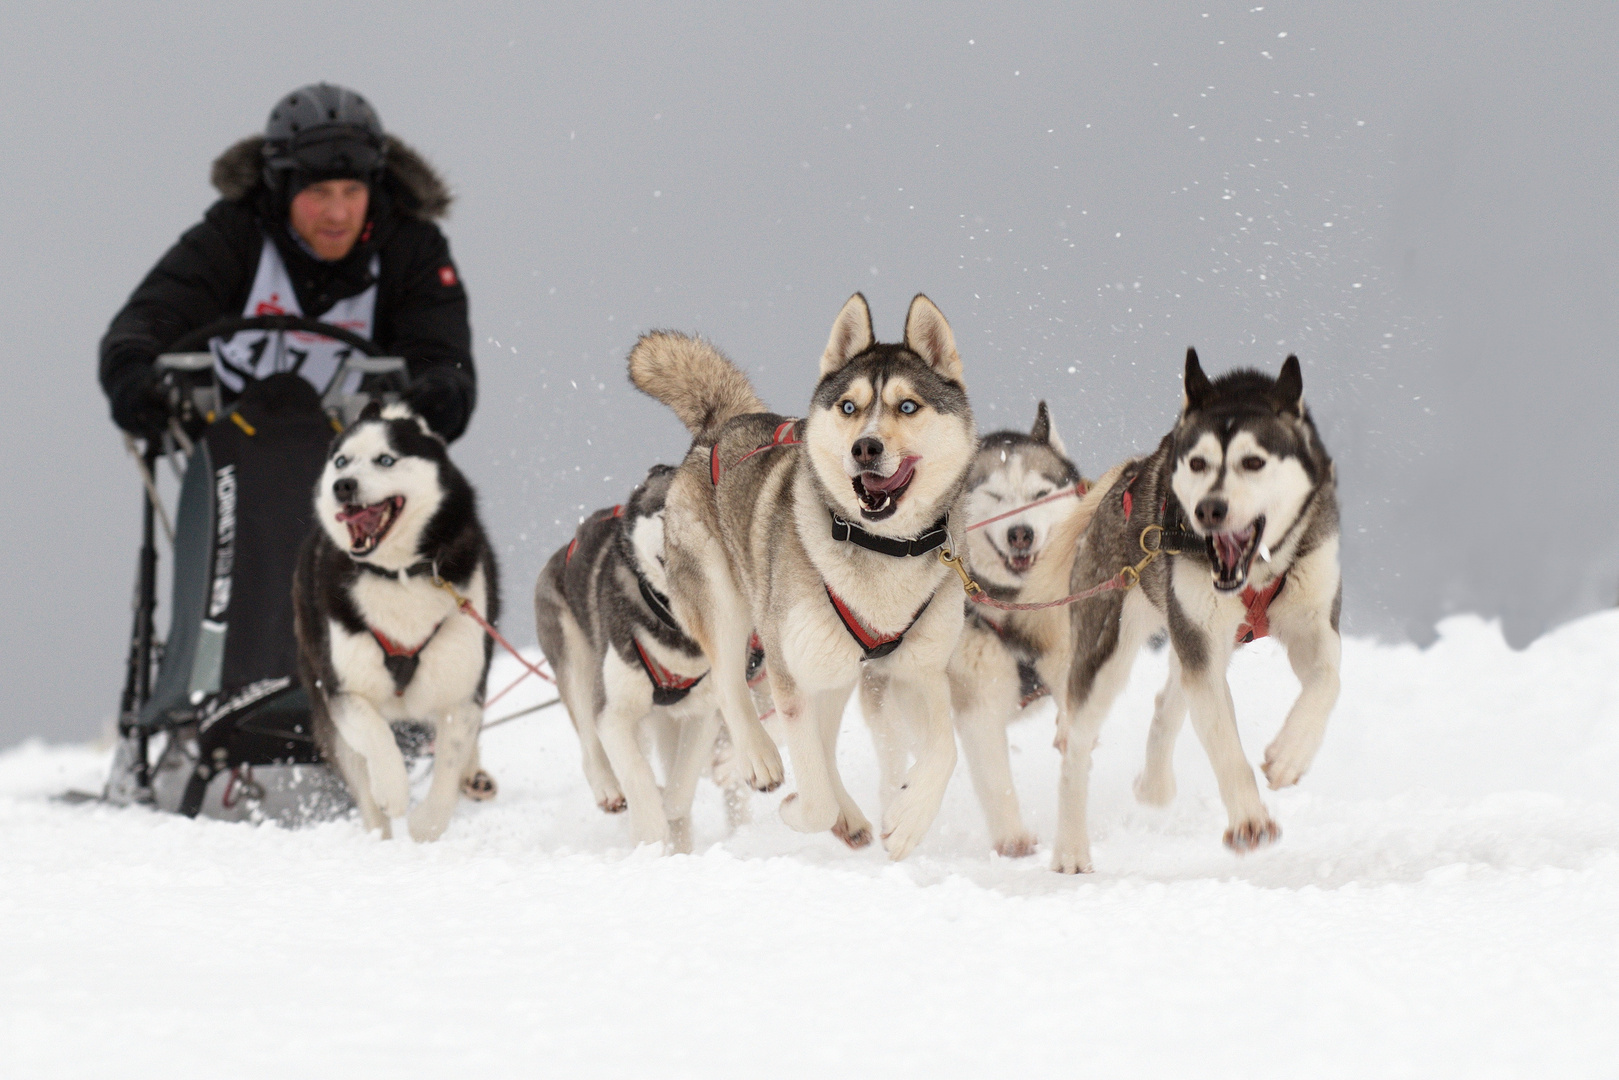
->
left=261, top=83, right=386, bottom=196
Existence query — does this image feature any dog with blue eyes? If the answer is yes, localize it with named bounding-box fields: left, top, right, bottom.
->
left=293, top=401, right=500, bottom=841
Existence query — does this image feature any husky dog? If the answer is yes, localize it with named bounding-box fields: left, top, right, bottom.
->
left=534, top=465, right=757, bottom=851
left=1052, top=349, right=1340, bottom=873
left=864, top=402, right=1091, bottom=857
left=629, top=294, right=977, bottom=859
left=293, top=402, right=499, bottom=841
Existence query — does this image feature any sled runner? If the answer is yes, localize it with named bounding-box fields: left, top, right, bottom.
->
left=102, top=315, right=421, bottom=822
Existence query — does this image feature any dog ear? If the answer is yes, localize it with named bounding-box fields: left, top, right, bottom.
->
left=1182, top=347, right=1212, bottom=413
left=1031, top=400, right=1068, bottom=458
left=1273, top=354, right=1304, bottom=416
left=903, top=294, right=963, bottom=383
left=357, top=399, right=384, bottom=423
left=1030, top=400, right=1051, bottom=442
left=821, top=293, right=875, bottom=377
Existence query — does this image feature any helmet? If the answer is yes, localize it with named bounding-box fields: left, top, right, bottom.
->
left=261, top=83, right=386, bottom=195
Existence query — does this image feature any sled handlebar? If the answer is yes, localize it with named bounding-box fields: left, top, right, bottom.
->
left=153, top=316, right=410, bottom=430
left=163, top=314, right=386, bottom=356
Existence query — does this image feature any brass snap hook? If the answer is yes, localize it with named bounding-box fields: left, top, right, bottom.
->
left=938, top=548, right=982, bottom=595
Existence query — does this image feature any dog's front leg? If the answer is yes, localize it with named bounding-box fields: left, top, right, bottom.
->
left=776, top=683, right=843, bottom=836
left=1262, top=616, right=1342, bottom=789
left=596, top=653, right=670, bottom=848
left=1135, top=651, right=1187, bottom=806
left=329, top=693, right=411, bottom=833
left=1178, top=655, right=1279, bottom=853
left=881, top=677, right=957, bottom=861
left=662, top=708, right=722, bottom=854
left=409, top=702, right=480, bottom=842
left=954, top=669, right=1035, bottom=858
left=859, top=667, right=911, bottom=822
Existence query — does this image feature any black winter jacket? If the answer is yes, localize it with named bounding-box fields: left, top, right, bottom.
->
left=100, top=135, right=476, bottom=441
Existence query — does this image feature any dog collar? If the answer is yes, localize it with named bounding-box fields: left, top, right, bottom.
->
left=356, top=559, right=436, bottom=581
left=829, top=512, right=950, bottom=558
left=635, top=572, right=682, bottom=633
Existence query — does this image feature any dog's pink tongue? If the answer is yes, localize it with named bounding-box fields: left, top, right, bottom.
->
left=1213, top=531, right=1246, bottom=569
left=862, top=456, right=919, bottom=492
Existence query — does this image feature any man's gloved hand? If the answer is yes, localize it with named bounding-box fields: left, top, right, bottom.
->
left=108, top=366, right=174, bottom=440
left=401, top=370, right=472, bottom=442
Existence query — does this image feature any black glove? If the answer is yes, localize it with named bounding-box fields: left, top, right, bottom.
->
left=401, top=370, right=472, bottom=442
left=108, top=365, right=174, bottom=440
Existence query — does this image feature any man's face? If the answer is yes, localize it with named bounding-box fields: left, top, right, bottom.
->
left=289, top=179, right=369, bottom=261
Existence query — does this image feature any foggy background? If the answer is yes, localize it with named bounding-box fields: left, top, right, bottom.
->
left=2, top=1, right=1614, bottom=747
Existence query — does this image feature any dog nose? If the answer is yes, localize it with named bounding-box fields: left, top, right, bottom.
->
left=1007, top=524, right=1034, bottom=552
left=851, top=437, right=884, bottom=468
left=333, top=477, right=358, bottom=504
left=1195, top=497, right=1228, bottom=529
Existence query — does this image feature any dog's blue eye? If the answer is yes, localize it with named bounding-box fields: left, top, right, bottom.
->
left=333, top=455, right=349, bottom=468
left=841, top=401, right=857, bottom=415
left=899, top=400, right=919, bottom=415
left=375, top=454, right=395, bottom=467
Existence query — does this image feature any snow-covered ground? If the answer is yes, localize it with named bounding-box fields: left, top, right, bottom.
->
left=4, top=614, right=1618, bottom=1078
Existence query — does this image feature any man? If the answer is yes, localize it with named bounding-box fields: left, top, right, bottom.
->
left=101, top=83, right=475, bottom=441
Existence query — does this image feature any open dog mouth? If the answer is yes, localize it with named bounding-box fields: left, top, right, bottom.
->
left=851, top=456, right=919, bottom=521
left=1205, top=515, right=1265, bottom=592
left=335, top=496, right=404, bottom=556
left=994, top=544, right=1034, bottom=575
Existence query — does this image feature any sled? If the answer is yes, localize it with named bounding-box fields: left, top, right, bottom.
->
left=101, top=315, right=420, bottom=823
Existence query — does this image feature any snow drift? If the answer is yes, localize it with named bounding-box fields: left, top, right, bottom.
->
left=3, top=613, right=1618, bottom=1078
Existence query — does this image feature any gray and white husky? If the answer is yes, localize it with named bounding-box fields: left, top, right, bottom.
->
left=293, top=402, right=499, bottom=841
left=1053, top=349, right=1341, bottom=873
left=534, top=465, right=755, bottom=852
left=864, top=402, right=1090, bottom=857
left=629, top=294, right=978, bottom=859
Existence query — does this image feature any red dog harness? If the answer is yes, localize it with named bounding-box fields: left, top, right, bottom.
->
left=370, top=622, right=444, bottom=696
left=632, top=637, right=705, bottom=706
left=711, top=420, right=801, bottom=484
left=826, top=586, right=934, bottom=661
left=1235, top=573, right=1287, bottom=645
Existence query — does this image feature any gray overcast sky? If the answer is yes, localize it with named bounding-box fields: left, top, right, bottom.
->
left=2, top=1, right=1615, bottom=746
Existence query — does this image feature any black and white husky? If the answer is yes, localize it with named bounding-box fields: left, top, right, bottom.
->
left=630, top=294, right=978, bottom=859
left=534, top=465, right=754, bottom=852
left=864, top=403, right=1091, bottom=857
left=1053, top=349, right=1341, bottom=873
left=293, top=402, right=499, bottom=841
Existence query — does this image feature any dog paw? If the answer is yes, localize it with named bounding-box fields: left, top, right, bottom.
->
left=994, top=832, right=1039, bottom=859
left=1261, top=731, right=1318, bottom=790
left=460, top=769, right=498, bottom=802
left=370, top=765, right=410, bottom=820
left=880, top=791, right=938, bottom=861
left=407, top=804, right=452, bottom=842
left=736, top=729, right=785, bottom=793
left=1133, top=767, right=1177, bottom=807
left=779, top=792, right=837, bottom=834
left=1050, top=844, right=1093, bottom=874
left=832, top=812, right=873, bottom=849
left=1224, top=816, right=1281, bottom=854
left=598, top=793, right=628, bottom=814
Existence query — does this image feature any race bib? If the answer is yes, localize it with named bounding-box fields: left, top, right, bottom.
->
left=212, top=237, right=378, bottom=397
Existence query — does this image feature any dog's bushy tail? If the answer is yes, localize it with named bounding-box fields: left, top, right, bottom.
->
left=628, top=332, right=766, bottom=442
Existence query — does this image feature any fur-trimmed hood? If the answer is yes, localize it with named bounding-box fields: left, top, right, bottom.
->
left=210, top=134, right=452, bottom=220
